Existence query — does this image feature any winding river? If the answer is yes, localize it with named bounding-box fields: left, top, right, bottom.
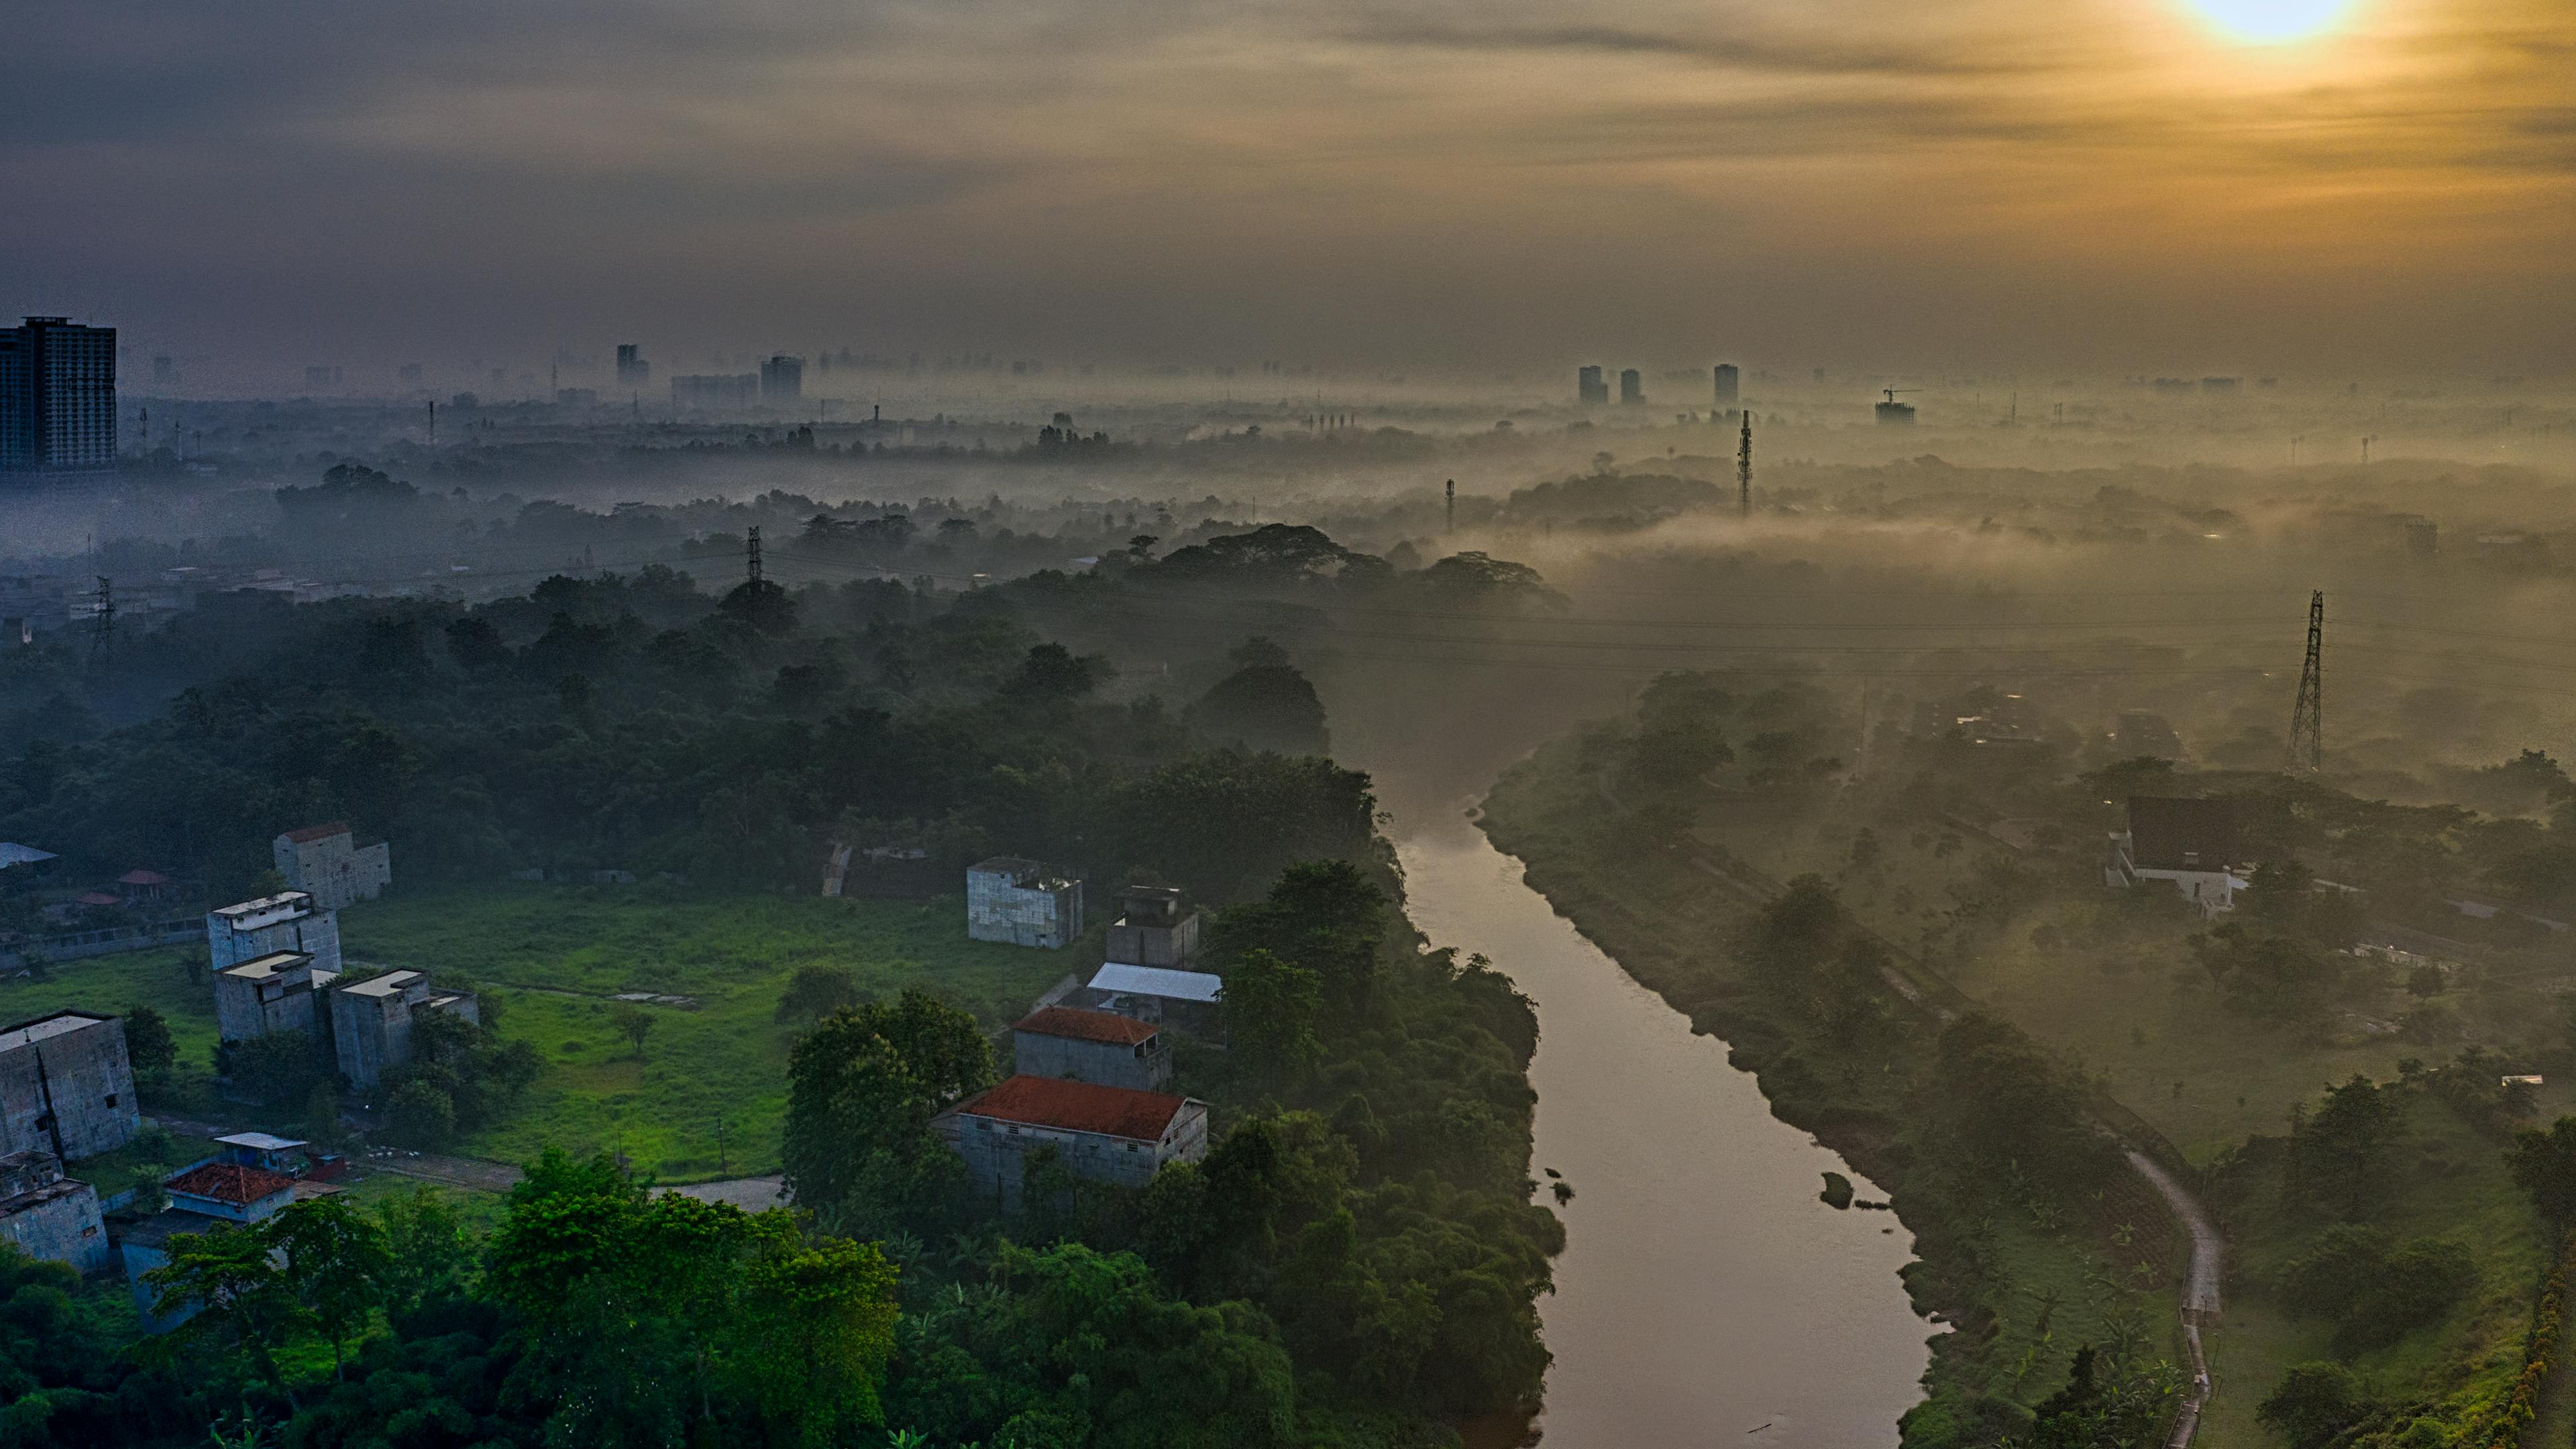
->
left=1391, top=803, right=1934, bottom=1446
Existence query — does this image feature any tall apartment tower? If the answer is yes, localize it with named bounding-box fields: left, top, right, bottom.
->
left=615, top=345, right=651, bottom=388
left=1577, top=366, right=1609, bottom=406
left=759, top=355, right=804, bottom=404
left=0, top=318, right=118, bottom=474
left=1618, top=368, right=1644, bottom=406
left=1713, top=364, right=1739, bottom=406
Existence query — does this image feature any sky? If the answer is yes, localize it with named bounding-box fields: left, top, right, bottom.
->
left=3, top=0, right=2570, bottom=382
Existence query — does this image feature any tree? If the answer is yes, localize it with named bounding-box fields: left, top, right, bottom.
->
left=1222, top=950, right=1323, bottom=1091
left=1188, top=664, right=1328, bottom=756
left=268, top=1195, right=392, bottom=1379
left=143, top=1222, right=310, bottom=1405
left=222, top=1030, right=325, bottom=1109
left=2293, top=1075, right=2400, bottom=1218
left=2510, top=1116, right=2576, bottom=1229
left=123, top=1004, right=177, bottom=1081
left=374, top=1183, right=473, bottom=1317
left=782, top=991, right=992, bottom=1236
left=615, top=1004, right=655, bottom=1059
left=1207, top=859, right=1386, bottom=1014
left=776, top=964, right=865, bottom=1024
left=1010, top=643, right=1110, bottom=699
left=2256, top=1362, right=2374, bottom=1449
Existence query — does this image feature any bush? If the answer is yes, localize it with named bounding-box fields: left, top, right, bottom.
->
left=2258, top=1362, right=2375, bottom=1449
left=385, top=1079, right=457, bottom=1149
left=2277, top=1226, right=2472, bottom=1351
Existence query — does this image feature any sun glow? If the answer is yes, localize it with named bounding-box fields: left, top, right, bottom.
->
left=2180, top=0, right=2357, bottom=43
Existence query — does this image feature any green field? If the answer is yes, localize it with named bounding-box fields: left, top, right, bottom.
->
left=1, top=885, right=1081, bottom=1181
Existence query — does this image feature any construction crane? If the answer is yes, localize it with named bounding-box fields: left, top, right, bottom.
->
left=1875, top=388, right=1919, bottom=425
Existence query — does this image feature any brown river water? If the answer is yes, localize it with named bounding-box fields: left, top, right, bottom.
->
left=1392, top=804, right=1934, bottom=1446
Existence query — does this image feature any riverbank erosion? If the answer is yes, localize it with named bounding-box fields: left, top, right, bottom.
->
left=1480, top=739, right=2193, bottom=1445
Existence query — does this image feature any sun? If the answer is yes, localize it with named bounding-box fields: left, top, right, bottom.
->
left=2179, top=0, right=2356, bottom=42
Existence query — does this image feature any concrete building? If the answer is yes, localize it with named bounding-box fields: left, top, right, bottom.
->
left=2105, top=796, right=2251, bottom=916
left=760, top=354, right=804, bottom=404
left=211, top=1132, right=311, bottom=1176
left=1618, top=368, right=1644, bottom=406
left=0, top=317, right=117, bottom=475
left=329, top=971, right=479, bottom=1088
left=213, top=951, right=340, bottom=1043
left=1085, top=961, right=1225, bottom=1036
left=1012, top=1006, right=1171, bottom=1091
left=272, top=822, right=391, bottom=909
left=1104, top=885, right=1200, bottom=969
left=672, top=374, right=759, bottom=409
left=936, top=1075, right=1209, bottom=1208
left=615, top=344, right=651, bottom=388
left=0, top=1150, right=107, bottom=1273
left=1713, top=364, right=1739, bottom=405
left=1577, top=366, right=1609, bottom=406
left=208, top=892, right=342, bottom=976
left=0, top=1012, right=140, bottom=1160
left=967, top=857, right=1085, bottom=949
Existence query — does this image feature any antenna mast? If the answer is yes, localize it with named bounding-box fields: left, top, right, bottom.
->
left=2288, top=590, right=2323, bottom=772
left=1737, top=408, right=1754, bottom=520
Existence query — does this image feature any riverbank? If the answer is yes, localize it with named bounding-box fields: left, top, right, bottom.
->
left=1479, top=739, right=2187, bottom=1443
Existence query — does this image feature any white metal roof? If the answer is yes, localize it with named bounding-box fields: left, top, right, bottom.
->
left=215, top=1132, right=307, bottom=1152
left=1087, top=961, right=1224, bottom=1004
left=0, top=844, right=56, bottom=869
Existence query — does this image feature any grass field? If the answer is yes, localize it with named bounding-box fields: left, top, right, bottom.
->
left=0, top=884, right=1080, bottom=1182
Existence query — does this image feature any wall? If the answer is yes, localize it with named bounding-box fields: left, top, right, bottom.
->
left=0, top=1180, right=107, bottom=1273
left=0, top=1017, right=140, bottom=1159
left=208, top=903, right=342, bottom=975
left=967, top=871, right=1084, bottom=949
left=1012, top=1030, right=1170, bottom=1091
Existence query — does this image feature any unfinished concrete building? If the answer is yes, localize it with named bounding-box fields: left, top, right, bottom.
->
left=0, top=1011, right=140, bottom=1160
left=0, top=1150, right=106, bottom=1273
left=967, top=857, right=1085, bottom=949
left=272, top=822, right=391, bottom=910
left=329, top=970, right=479, bottom=1088
left=208, top=892, right=343, bottom=975
left=935, top=1075, right=1208, bottom=1208
left=1012, top=1005, right=1172, bottom=1091
left=1104, top=885, right=1201, bottom=969
left=213, top=951, right=339, bottom=1042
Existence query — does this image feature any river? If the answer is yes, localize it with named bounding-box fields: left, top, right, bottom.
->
left=1392, top=803, right=1934, bottom=1446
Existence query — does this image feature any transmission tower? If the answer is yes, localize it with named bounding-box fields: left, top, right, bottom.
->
left=746, top=525, right=764, bottom=586
left=1444, top=478, right=1455, bottom=533
left=2287, top=590, right=2323, bottom=772
left=1737, top=409, right=1754, bottom=519
left=88, top=576, right=114, bottom=665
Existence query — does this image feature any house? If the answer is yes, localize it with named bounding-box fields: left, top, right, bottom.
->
left=272, top=823, right=392, bottom=910
left=120, top=1161, right=299, bottom=1333
left=0, top=1011, right=140, bottom=1159
left=0, top=1150, right=107, bottom=1273
left=1085, top=961, right=1226, bottom=1036
left=935, top=1075, right=1210, bottom=1208
left=208, top=892, right=343, bottom=975
left=1104, top=885, right=1201, bottom=969
left=967, top=857, right=1085, bottom=949
left=213, top=951, right=340, bottom=1043
left=2106, top=796, right=2251, bottom=916
left=211, top=1132, right=311, bottom=1176
left=1012, top=1006, right=1172, bottom=1091
left=329, top=970, right=479, bottom=1088
left=117, top=869, right=176, bottom=909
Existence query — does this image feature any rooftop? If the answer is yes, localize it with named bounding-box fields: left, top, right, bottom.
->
left=2127, top=796, right=2249, bottom=873
left=1089, top=961, right=1225, bottom=1004
left=214, top=1132, right=307, bottom=1152
left=953, top=1075, right=1191, bottom=1141
left=0, top=844, right=56, bottom=869
left=971, top=856, right=1080, bottom=889
left=341, top=969, right=424, bottom=998
left=211, top=892, right=313, bottom=924
left=278, top=822, right=352, bottom=845
left=1013, top=1005, right=1160, bottom=1046
left=218, top=950, right=314, bottom=983
left=0, top=1010, right=113, bottom=1051
left=165, top=1162, right=299, bottom=1206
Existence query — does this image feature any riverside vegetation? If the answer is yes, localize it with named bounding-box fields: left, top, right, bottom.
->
left=1481, top=669, right=2576, bottom=1446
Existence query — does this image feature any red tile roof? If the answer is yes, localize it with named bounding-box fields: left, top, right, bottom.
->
left=166, top=1162, right=298, bottom=1205
left=72, top=892, right=120, bottom=907
left=118, top=869, right=171, bottom=886
left=281, top=822, right=352, bottom=845
left=1012, top=1006, right=1159, bottom=1046
left=955, top=1075, right=1188, bottom=1142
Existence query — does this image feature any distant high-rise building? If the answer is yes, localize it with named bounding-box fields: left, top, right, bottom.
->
left=1578, top=365, right=1609, bottom=406
left=1618, top=368, right=1644, bottom=406
left=1713, top=364, right=1739, bottom=405
left=615, top=344, right=651, bottom=388
left=0, top=317, right=118, bottom=475
left=760, top=355, right=804, bottom=404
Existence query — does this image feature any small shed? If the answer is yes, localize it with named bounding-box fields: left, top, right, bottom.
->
left=1085, top=962, right=1224, bottom=1036
left=1012, top=1005, right=1172, bottom=1091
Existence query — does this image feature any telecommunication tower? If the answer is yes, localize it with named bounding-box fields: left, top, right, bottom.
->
left=2287, top=590, right=2324, bottom=772
left=1444, top=479, right=1456, bottom=533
